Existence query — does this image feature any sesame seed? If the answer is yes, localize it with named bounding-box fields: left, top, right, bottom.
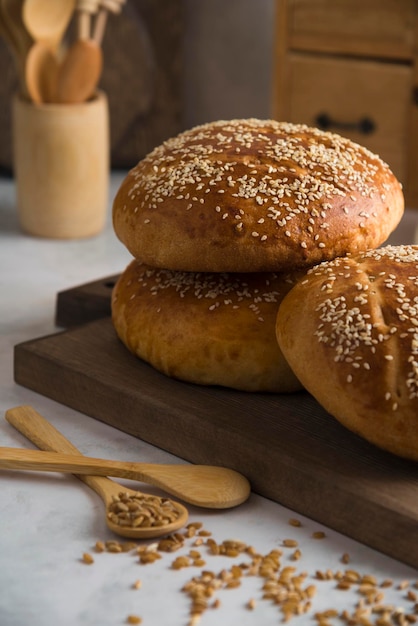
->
left=126, top=265, right=289, bottom=330
left=124, top=118, right=393, bottom=258
left=311, top=245, right=418, bottom=413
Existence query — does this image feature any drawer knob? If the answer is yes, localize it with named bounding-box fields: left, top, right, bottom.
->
left=315, top=113, right=376, bottom=135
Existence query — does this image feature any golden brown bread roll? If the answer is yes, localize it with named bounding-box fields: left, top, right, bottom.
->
left=112, top=119, right=404, bottom=272
left=112, top=259, right=304, bottom=392
left=276, top=244, right=418, bottom=461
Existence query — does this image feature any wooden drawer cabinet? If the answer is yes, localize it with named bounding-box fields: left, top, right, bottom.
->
left=287, top=54, right=411, bottom=180
left=273, top=0, right=418, bottom=207
left=288, top=0, right=415, bottom=60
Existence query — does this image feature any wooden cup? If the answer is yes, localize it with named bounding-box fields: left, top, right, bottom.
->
left=12, top=90, right=109, bottom=239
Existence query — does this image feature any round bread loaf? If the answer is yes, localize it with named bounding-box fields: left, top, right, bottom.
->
left=276, top=244, right=418, bottom=461
left=112, top=119, right=404, bottom=272
left=112, top=260, right=304, bottom=392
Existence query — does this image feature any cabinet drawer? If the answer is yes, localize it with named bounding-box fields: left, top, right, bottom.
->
left=287, top=0, right=415, bottom=60
left=285, top=54, right=411, bottom=181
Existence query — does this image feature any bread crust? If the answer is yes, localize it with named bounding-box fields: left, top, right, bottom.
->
left=112, top=260, right=304, bottom=392
left=113, top=119, right=404, bottom=272
left=276, top=244, right=418, bottom=460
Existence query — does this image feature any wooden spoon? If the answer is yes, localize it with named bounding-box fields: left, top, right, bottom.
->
left=22, top=0, right=75, bottom=103
left=55, top=37, right=102, bottom=103
left=0, top=448, right=251, bottom=511
left=5, top=405, right=188, bottom=539
left=5, top=405, right=251, bottom=509
left=55, top=0, right=101, bottom=103
left=25, top=41, right=59, bottom=103
left=55, top=0, right=126, bottom=103
left=22, top=0, right=75, bottom=44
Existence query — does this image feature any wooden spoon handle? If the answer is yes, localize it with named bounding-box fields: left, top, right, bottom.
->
left=5, top=405, right=119, bottom=495
left=0, top=447, right=152, bottom=481
left=76, top=0, right=100, bottom=39
left=91, top=8, right=107, bottom=44
left=92, top=0, right=125, bottom=45
left=77, top=11, right=91, bottom=40
left=6, top=405, right=82, bottom=454
left=6, top=406, right=190, bottom=499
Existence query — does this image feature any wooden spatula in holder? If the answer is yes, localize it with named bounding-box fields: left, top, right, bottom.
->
left=56, top=0, right=125, bottom=104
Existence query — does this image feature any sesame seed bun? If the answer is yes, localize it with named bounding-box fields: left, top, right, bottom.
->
left=276, top=245, right=418, bottom=460
left=111, top=259, right=304, bottom=392
left=112, top=119, right=404, bottom=272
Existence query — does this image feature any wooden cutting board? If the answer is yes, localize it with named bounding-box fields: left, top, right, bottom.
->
left=13, top=277, right=418, bottom=569
left=55, top=274, right=119, bottom=328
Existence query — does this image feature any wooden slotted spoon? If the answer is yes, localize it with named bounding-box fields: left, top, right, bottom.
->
left=4, top=405, right=189, bottom=538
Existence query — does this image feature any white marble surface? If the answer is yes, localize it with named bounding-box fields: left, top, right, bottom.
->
left=0, top=173, right=417, bottom=626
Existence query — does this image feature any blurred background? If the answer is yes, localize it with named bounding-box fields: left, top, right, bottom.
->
left=183, top=0, right=275, bottom=127
left=0, top=0, right=275, bottom=174
left=0, top=0, right=416, bottom=205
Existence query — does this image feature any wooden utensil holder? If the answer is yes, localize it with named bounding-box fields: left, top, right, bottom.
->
left=12, top=90, right=109, bottom=239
